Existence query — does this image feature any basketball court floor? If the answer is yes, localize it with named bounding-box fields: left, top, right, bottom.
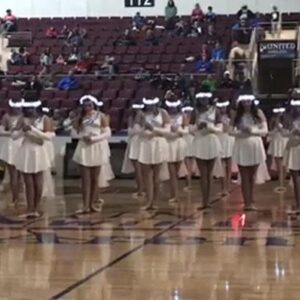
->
left=0, top=179, right=299, bottom=300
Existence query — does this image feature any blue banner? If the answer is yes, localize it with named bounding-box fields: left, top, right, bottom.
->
left=258, top=41, right=297, bottom=59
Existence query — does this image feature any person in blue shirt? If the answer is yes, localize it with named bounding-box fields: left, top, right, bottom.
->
left=133, top=12, right=146, bottom=30
left=57, top=70, right=80, bottom=91
left=211, top=41, right=226, bottom=61
left=205, top=6, right=216, bottom=23
left=194, top=53, right=213, bottom=73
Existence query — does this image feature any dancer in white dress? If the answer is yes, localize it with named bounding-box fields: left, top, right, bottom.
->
left=231, top=95, right=268, bottom=211
left=284, top=99, right=300, bottom=213
left=14, top=99, right=54, bottom=218
left=121, top=103, right=144, bottom=198
left=137, top=97, right=170, bottom=210
left=73, top=95, right=111, bottom=214
left=192, top=92, right=223, bottom=209
left=267, top=107, right=289, bottom=190
left=164, top=99, right=188, bottom=204
left=216, top=100, right=235, bottom=195
left=0, top=99, right=23, bottom=206
left=181, top=103, right=195, bottom=191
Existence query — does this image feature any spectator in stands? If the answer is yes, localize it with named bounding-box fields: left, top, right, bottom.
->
left=56, top=53, right=67, bottom=65
left=174, top=19, right=187, bottom=36
left=211, top=41, right=226, bottom=62
left=98, top=55, right=117, bottom=79
left=134, top=67, right=150, bottom=81
left=205, top=23, right=219, bottom=46
left=57, top=70, right=80, bottom=91
left=220, top=70, right=235, bottom=88
left=187, top=20, right=202, bottom=37
left=237, top=5, right=254, bottom=20
left=201, top=74, right=217, bottom=92
left=24, top=75, right=43, bottom=97
left=205, top=6, right=216, bottom=23
left=66, top=27, right=83, bottom=47
left=144, top=28, right=159, bottom=46
left=40, top=48, right=53, bottom=66
left=73, top=24, right=87, bottom=39
left=9, top=49, right=23, bottom=65
left=2, top=9, right=17, bottom=33
left=133, top=12, right=146, bottom=30
left=165, top=0, right=177, bottom=30
left=113, top=29, right=137, bottom=46
left=19, top=47, right=30, bottom=64
left=232, top=18, right=251, bottom=44
left=194, top=53, right=213, bottom=73
left=67, top=47, right=80, bottom=64
left=58, top=25, right=70, bottom=39
left=74, top=52, right=95, bottom=74
left=38, top=65, right=55, bottom=89
left=271, top=6, right=280, bottom=37
left=191, top=3, right=204, bottom=22
left=237, top=72, right=252, bottom=93
left=46, top=26, right=58, bottom=38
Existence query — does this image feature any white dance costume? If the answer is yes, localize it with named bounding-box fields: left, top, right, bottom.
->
left=73, top=111, right=110, bottom=167
left=121, top=123, right=142, bottom=174
left=284, top=118, right=300, bottom=171
left=0, top=115, right=22, bottom=166
left=15, top=116, right=52, bottom=174
left=167, top=113, right=187, bottom=162
left=218, top=115, right=235, bottom=159
left=232, top=112, right=268, bottom=166
left=268, top=125, right=288, bottom=158
left=192, top=107, right=223, bottom=160
left=138, top=109, right=169, bottom=165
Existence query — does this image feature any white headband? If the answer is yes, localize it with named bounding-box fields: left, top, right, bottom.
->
left=143, top=97, right=160, bottom=105
left=79, top=95, right=103, bottom=107
left=22, top=100, right=42, bottom=108
left=182, top=106, right=194, bottom=112
left=8, top=99, right=23, bottom=108
left=42, top=107, right=50, bottom=113
left=216, top=101, right=230, bottom=108
left=165, top=100, right=181, bottom=108
left=291, top=99, right=300, bottom=106
left=132, top=104, right=144, bottom=110
left=273, top=107, right=286, bottom=113
left=254, top=100, right=260, bottom=106
left=196, top=92, right=213, bottom=99
left=237, top=94, right=256, bottom=103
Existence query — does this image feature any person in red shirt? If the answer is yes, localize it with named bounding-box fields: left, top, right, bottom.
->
left=3, top=9, right=17, bottom=32
left=191, top=3, right=204, bottom=22
left=46, top=27, right=58, bottom=38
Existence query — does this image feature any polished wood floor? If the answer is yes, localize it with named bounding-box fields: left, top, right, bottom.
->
left=0, top=178, right=299, bottom=300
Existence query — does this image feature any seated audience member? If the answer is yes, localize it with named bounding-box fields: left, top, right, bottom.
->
left=211, top=42, right=226, bottom=61
left=237, top=5, right=254, bottom=20
left=46, top=27, right=58, bottom=38
left=205, top=23, right=219, bottom=46
left=191, top=3, right=204, bottom=22
left=194, top=53, right=213, bottom=73
left=19, top=47, right=30, bottom=64
left=174, top=19, right=186, bottom=36
left=74, top=53, right=95, bottom=74
left=73, top=24, right=87, bottom=39
left=3, top=9, right=17, bottom=32
left=38, top=65, right=55, bottom=89
left=205, top=6, right=216, bottom=23
left=144, top=29, right=159, bottom=46
left=58, top=25, right=70, bottom=39
left=232, top=18, right=251, bottom=44
left=67, top=47, right=80, bottom=64
left=187, top=20, right=202, bottom=37
left=24, top=75, right=43, bottom=97
left=57, top=70, right=80, bottom=91
left=98, top=55, right=117, bottom=79
left=9, top=49, right=23, bottom=65
left=201, top=74, right=217, bottom=92
left=133, top=12, right=146, bottom=30
left=165, top=0, right=177, bottom=30
left=220, top=70, right=235, bottom=88
left=56, top=53, right=67, bottom=65
left=113, top=29, right=137, bottom=46
left=66, top=28, right=83, bottom=47
left=40, top=48, right=53, bottom=66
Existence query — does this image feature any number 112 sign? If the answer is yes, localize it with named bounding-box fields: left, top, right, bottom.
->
left=125, top=0, right=154, bottom=7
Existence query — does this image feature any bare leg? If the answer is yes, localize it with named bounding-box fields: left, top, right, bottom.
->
left=184, top=157, right=193, bottom=190
left=33, top=172, right=43, bottom=214
left=168, top=162, right=181, bottom=204
left=206, top=159, right=216, bottom=204
left=290, top=170, right=300, bottom=209
left=197, top=159, right=208, bottom=208
left=239, top=166, right=250, bottom=208
left=79, top=166, right=91, bottom=213
left=132, top=160, right=144, bottom=195
left=141, top=164, right=154, bottom=210
left=23, top=173, right=34, bottom=214
left=7, top=163, right=19, bottom=205
left=153, top=164, right=161, bottom=208
left=221, top=158, right=232, bottom=194
left=248, top=165, right=259, bottom=207
left=89, top=166, right=101, bottom=212
left=275, top=157, right=285, bottom=189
